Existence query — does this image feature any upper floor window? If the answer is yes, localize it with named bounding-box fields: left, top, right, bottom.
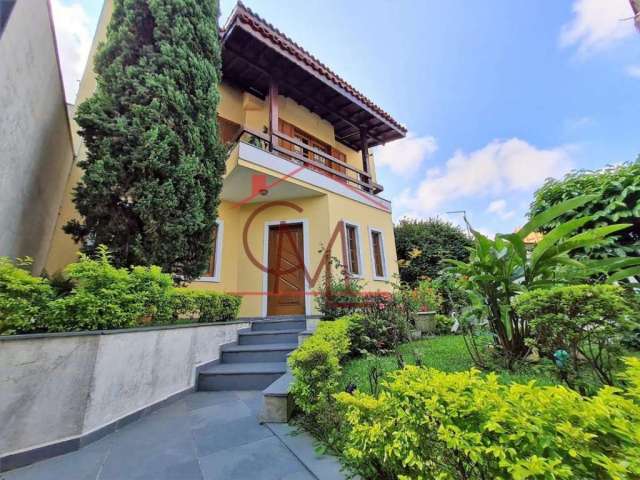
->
left=344, top=222, right=362, bottom=277
left=200, top=220, right=224, bottom=282
left=369, top=228, right=387, bottom=280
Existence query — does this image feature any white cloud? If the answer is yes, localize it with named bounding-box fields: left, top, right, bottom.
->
left=486, top=199, right=515, bottom=220
left=375, top=133, right=437, bottom=178
left=51, top=0, right=93, bottom=102
left=560, top=0, right=636, bottom=54
left=393, top=138, right=574, bottom=217
left=626, top=64, right=640, bottom=78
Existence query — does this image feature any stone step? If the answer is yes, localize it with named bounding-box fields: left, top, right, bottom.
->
left=221, top=342, right=297, bottom=363
left=251, top=318, right=306, bottom=332
left=238, top=329, right=301, bottom=346
left=260, top=372, right=294, bottom=423
left=198, top=362, right=287, bottom=391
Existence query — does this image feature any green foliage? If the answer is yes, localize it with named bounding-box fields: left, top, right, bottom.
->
left=514, top=284, right=638, bottom=386
left=349, top=290, right=414, bottom=355
left=315, top=268, right=363, bottom=320
left=430, top=271, right=470, bottom=315
left=412, top=279, right=443, bottom=312
left=0, top=257, right=54, bottom=335
left=434, top=313, right=454, bottom=335
left=172, top=288, right=241, bottom=323
left=47, top=247, right=168, bottom=331
left=448, top=195, right=631, bottom=364
left=530, top=159, right=640, bottom=262
left=289, top=316, right=352, bottom=445
left=0, top=247, right=241, bottom=335
left=336, top=359, right=640, bottom=480
left=65, top=0, right=226, bottom=280
left=395, top=218, right=472, bottom=285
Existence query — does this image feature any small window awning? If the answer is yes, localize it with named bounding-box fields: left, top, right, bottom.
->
left=221, top=2, right=407, bottom=151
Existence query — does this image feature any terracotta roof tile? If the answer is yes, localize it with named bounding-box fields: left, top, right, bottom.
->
left=224, top=2, right=407, bottom=135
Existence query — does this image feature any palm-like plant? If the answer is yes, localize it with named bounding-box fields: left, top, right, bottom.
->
left=448, top=195, right=636, bottom=365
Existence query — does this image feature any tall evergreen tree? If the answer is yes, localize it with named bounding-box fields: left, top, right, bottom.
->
left=65, top=0, right=225, bottom=280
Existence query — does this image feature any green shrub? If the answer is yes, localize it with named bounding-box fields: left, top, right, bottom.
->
left=336, top=358, right=640, bottom=480
left=431, top=271, right=469, bottom=315
left=434, top=313, right=454, bottom=335
left=315, top=270, right=363, bottom=320
left=0, top=257, right=54, bottom=335
left=47, top=249, right=147, bottom=332
left=289, top=316, right=352, bottom=445
left=172, top=288, right=241, bottom=323
left=515, top=284, right=637, bottom=386
left=412, top=279, right=443, bottom=312
left=349, top=292, right=413, bottom=355
left=129, top=265, right=175, bottom=324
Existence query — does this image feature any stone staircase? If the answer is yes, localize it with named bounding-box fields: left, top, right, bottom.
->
left=197, top=316, right=309, bottom=422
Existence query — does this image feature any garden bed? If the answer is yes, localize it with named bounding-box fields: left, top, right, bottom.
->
left=340, top=335, right=559, bottom=393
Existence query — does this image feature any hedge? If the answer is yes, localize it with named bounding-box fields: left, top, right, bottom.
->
left=335, top=359, right=640, bottom=480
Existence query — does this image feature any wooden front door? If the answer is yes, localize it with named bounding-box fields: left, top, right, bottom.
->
left=267, top=223, right=306, bottom=316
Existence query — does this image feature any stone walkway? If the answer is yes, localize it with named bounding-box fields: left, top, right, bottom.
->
left=1, top=391, right=345, bottom=480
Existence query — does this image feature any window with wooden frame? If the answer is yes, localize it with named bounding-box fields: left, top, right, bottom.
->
left=344, top=222, right=362, bottom=277
left=200, top=220, right=224, bottom=281
left=369, top=228, right=387, bottom=280
left=278, top=119, right=347, bottom=178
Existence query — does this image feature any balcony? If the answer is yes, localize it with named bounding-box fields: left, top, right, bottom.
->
left=220, top=128, right=391, bottom=213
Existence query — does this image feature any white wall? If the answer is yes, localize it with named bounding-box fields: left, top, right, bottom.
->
left=0, top=0, right=75, bottom=273
left=0, top=322, right=248, bottom=458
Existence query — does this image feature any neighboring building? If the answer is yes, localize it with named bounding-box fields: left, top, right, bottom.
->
left=47, top=1, right=407, bottom=317
left=0, top=0, right=75, bottom=274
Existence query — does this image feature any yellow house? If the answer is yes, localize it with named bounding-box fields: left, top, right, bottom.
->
left=46, top=1, right=407, bottom=318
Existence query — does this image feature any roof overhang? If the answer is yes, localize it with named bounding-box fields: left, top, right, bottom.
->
left=221, top=3, right=406, bottom=151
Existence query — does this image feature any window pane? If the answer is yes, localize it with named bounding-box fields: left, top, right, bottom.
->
left=346, top=225, right=360, bottom=275
left=372, top=231, right=385, bottom=277
left=206, top=224, right=218, bottom=277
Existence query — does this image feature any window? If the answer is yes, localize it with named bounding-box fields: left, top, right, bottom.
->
left=344, top=222, right=362, bottom=277
left=200, top=220, right=223, bottom=282
left=369, top=228, right=387, bottom=280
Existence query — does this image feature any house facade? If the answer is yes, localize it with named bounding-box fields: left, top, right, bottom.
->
left=46, top=1, right=407, bottom=318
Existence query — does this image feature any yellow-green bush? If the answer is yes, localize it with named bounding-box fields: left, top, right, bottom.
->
left=172, top=288, right=241, bottom=323
left=336, top=358, right=640, bottom=480
left=288, top=315, right=355, bottom=445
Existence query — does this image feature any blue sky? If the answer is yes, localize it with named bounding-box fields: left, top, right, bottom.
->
left=52, top=0, right=640, bottom=235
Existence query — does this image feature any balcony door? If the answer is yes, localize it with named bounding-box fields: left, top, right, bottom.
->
left=267, top=223, right=306, bottom=316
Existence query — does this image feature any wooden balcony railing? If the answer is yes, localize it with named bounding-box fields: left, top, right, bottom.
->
left=231, top=127, right=383, bottom=195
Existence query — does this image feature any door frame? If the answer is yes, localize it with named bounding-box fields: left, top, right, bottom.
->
left=261, top=219, right=311, bottom=317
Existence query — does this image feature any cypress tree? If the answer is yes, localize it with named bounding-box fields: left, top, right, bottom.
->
left=65, top=0, right=225, bottom=280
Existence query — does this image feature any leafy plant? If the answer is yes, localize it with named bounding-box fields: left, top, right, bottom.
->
left=0, top=257, right=54, bottom=335
left=412, top=279, right=443, bottom=312
left=448, top=195, right=631, bottom=366
left=65, top=0, right=227, bottom=280
left=172, top=288, right=241, bottom=323
left=514, top=284, right=637, bottom=387
left=395, top=217, right=472, bottom=285
left=431, top=271, right=470, bottom=315
left=315, top=258, right=363, bottom=320
left=530, top=158, right=640, bottom=267
left=336, top=359, right=640, bottom=480
left=289, top=316, right=352, bottom=447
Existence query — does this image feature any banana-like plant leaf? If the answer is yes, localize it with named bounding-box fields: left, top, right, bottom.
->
left=607, top=266, right=640, bottom=283
left=518, top=194, right=598, bottom=239
left=500, top=233, right=527, bottom=264
left=531, top=216, right=592, bottom=266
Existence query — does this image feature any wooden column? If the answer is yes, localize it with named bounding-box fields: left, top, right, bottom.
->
left=360, top=127, right=371, bottom=192
left=268, top=79, right=278, bottom=151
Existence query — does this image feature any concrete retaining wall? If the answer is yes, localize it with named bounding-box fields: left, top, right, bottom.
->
left=0, top=321, right=248, bottom=465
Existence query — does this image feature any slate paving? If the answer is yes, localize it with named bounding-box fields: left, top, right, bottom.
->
left=1, top=391, right=330, bottom=480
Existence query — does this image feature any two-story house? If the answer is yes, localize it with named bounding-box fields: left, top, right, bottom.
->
left=45, top=1, right=407, bottom=318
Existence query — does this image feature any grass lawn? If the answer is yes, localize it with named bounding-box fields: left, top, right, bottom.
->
left=340, top=335, right=560, bottom=394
